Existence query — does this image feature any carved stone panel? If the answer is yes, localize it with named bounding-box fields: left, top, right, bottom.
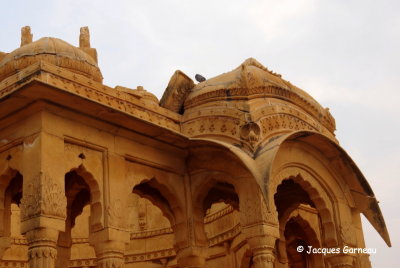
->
left=20, top=173, right=66, bottom=220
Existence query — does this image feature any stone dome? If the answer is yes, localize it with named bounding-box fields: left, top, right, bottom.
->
left=184, top=58, right=335, bottom=133
left=0, top=37, right=103, bottom=82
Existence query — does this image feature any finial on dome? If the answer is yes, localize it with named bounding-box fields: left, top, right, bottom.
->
left=20, top=26, right=33, bottom=47
left=79, top=26, right=91, bottom=48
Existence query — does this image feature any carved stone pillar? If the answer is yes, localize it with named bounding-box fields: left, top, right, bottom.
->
left=174, top=174, right=207, bottom=268
left=90, top=229, right=127, bottom=268
left=252, top=247, right=275, bottom=268
left=243, top=224, right=279, bottom=268
left=20, top=131, right=67, bottom=268
left=249, top=242, right=275, bottom=268
left=173, top=220, right=207, bottom=268
left=94, top=240, right=125, bottom=268
left=25, top=228, right=59, bottom=268
left=327, top=255, right=355, bottom=268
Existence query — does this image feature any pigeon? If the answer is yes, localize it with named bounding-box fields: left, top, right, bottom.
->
left=195, top=74, right=206, bottom=83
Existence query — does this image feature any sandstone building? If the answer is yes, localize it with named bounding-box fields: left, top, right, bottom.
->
left=0, top=27, right=390, bottom=268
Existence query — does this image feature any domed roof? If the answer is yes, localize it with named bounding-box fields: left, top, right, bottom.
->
left=186, top=58, right=316, bottom=107
left=0, top=36, right=102, bottom=82
left=184, top=58, right=335, bottom=132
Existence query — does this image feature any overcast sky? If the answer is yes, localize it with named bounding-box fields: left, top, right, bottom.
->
left=1, top=0, right=399, bottom=266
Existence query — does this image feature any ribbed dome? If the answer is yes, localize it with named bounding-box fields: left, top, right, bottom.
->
left=0, top=37, right=102, bottom=82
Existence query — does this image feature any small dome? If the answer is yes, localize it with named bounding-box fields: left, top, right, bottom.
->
left=0, top=37, right=102, bottom=82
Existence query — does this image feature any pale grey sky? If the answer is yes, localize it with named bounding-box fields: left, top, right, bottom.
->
left=1, top=0, right=399, bottom=266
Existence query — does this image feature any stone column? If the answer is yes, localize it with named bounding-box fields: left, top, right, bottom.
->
left=95, top=242, right=124, bottom=268
left=173, top=219, right=207, bottom=268
left=174, top=174, right=207, bottom=268
left=243, top=224, right=279, bottom=268
left=252, top=247, right=275, bottom=268
left=327, top=255, right=355, bottom=268
left=20, top=131, right=67, bottom=268
left=90, top=153, right=129, bottom=267
left=249, top=239, right=276, bottom=268
left=90, top=229, right=127, bottom=268
left=25, top=228, right=59, bottom=268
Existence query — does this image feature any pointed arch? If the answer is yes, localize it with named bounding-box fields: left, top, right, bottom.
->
left=66, top=164, right=102, bottom=231
left=272, top=168, right=338, bottom=246
left=132, top=177, right=183, bottom=226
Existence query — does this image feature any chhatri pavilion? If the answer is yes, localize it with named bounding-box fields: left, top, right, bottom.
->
left=0, top=27, right=390, bottom=268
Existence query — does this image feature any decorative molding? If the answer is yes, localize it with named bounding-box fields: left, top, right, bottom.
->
left=184, top=84, right=335, bottom=132
left=69, top=258, right=96, bottom=267
left=0, top=62, right=181, bottom=133
left=124, top=248, right=175, bottom=263
left=71, top=238, right=89, bottom=244
left=130, top=227, right=173, bottom=239
left=11, top=237, right=27, bottom=245
left=208, top=223, right=241, bottom=247
left=28, top=247, right=57, bottom=259
left=204, top=205, right=234, bottom=224
left=0, top=261, right=27, bottom=267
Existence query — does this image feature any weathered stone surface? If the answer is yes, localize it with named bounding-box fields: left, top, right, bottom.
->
left=0, top=27, right=389, bottom=268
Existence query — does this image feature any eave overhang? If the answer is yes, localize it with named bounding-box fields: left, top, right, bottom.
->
left=0, top=61, right=187, bottom=149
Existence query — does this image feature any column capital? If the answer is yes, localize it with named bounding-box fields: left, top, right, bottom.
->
left=90, top=228, right=128, bottom=268
left=26, top=227, right=59, bottom=268
left=242, top=223, right=279, bottom=268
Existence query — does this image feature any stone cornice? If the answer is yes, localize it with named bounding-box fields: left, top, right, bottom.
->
left=0, top=61, right=182, bottom=134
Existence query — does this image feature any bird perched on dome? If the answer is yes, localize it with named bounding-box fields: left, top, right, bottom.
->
left=195, top=74, right=206, bottom=82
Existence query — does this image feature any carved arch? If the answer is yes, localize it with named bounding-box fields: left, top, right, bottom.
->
left=0, top=168, right=22, bottom=234
left=271, top=166, right=338, bottom=246
left=66, top=164, right=102, bottom=231
left=0, top=167, right=23, bottom=258
left=192, top=171, right=239, bottom=216
left=282, top=215, right=324, bottom=268
left=132, top=177, right=183, bottom=226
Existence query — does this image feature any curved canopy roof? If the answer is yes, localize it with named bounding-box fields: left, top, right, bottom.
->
left=0, top=37, right=102, bottom=82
